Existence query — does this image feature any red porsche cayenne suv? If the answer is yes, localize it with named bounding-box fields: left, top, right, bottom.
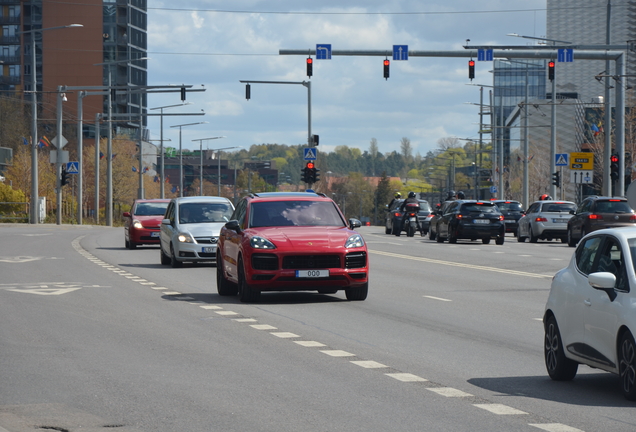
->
left=216, top=192, right=369, bottom=302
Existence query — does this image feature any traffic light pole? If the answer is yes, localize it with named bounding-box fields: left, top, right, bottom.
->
left=280, top=47, right=628, bottom=196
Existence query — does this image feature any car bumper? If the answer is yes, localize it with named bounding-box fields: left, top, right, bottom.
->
left=130, top=228, right=161, bottom=244
left=533, top=223, right=568, bottom=238
left=503, top=220, right=519, bottom=233
left=174, top=242, right=217, bottom=262
left=456, top=223, right=504, bottom=239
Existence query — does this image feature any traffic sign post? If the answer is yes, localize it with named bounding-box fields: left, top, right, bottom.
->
left=392, top=45, right=408, bottom=61
left=569, top=152, right=594, bottom=170
left=304, top=147, right=317, bottom=161
left=316, top=44, right=332, bottom=60
left=555, top=153, right=568, bottom=166
left=66, top=162, right=79, bottom=174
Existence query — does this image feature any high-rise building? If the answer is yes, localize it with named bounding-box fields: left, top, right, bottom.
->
left=547, top=0, right=636, bottom=104
left=0, top=0, right=147, bottom=139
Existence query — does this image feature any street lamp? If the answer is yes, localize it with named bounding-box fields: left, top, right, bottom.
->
left=23, top=23, right=83, bottom=224
left=150, top=102, right=191, bottom=198
left=94, top=56, right=149, bottom=226
left=170, top=121, right=207, bottom=197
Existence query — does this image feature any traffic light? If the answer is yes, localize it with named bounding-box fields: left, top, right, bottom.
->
left=61, top=167, right=70, bottom=187
left=548, top=61, right=555, bottom=81
left=312, top=134, right=319, bottom=146
left=305, top=162, right=315, bottom=183
left=306, top=57, right=313, bottom=78
left=383, top=59, right=390, bottom=80
left=551, top=171, right=561, bottom=187
left=301, top=165, right=309, bottom=183
left=611, top=153, right=620, bottom=181
left=180, top=87, right=186, bottom=101
left=245, top=83, right=251, bottom=100
left=468, top=60, right=475, bottom=80
left=313, top=167, right=320, bottom=183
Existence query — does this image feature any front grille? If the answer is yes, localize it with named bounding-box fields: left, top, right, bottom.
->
left=140, top=236, right=160, bottom=241
left=345, top=252, right=367, bottom=269
left=252, top=254, right=278, bottom=270
left=195, top=237, right=218, bottom=244
left=198, top=252, right=216, bottom=258
left=283, top=255, right=341, bottom=269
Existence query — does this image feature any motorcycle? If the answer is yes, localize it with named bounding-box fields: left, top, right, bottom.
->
left=402, top=202, right=421, bottom=237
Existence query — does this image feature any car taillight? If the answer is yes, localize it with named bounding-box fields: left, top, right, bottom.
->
left=535, top=217, right=548, bottom=222
left=631, top=215, right=636, bottom=221
left=393, top=212, right=401, bottom=217
left=456, top=214, right=463, bottom=219
left=588, top=214, right=603, bottom=220
left=499, top=215, right=504, bottom=221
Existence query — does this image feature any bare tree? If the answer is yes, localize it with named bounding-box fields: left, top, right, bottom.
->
left=369, top=138, right=378, bottom=176
left=400, top=137, right=412, bottom=162
left=437, top=136, right=460, bottom=151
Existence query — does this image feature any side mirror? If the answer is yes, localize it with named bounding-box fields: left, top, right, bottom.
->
left=349, top=218, right=362, bottom=229
left=161, top=218, right=171, bottom=225
left=123, top=212, right=131, bottom=218
left=569, top=210, right=575, bottom=215
left=588, top=272, right=618, bottom=302
left=225, top=220, right=241, bottom=232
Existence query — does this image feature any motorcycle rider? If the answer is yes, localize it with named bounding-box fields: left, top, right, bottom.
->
left=457, top=191, right=466, bottom=199
left=388, top=192, right=402, bottom=210
left=539, top=194, right=553, bottom=201
left=397, top=191, right=423, bottom=236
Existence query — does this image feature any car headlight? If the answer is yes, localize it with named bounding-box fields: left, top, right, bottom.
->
left=250, top=236, right=276, bottom=249
left=345, top=234, right=365, bottom=248
left=133, top=220, right=143, bottom=229
left=177, top=232, right=194, bottom=243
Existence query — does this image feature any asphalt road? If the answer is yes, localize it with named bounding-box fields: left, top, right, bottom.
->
left=1, top=224, right=634, bottom=432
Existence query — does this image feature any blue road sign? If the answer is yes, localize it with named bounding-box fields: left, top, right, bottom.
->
left=316, top=44, right=332, bottom=60
left=66, top=161, right=79, bottom=174
left=555, top=153, right=568, bottom=166
left=392, top=45, right=408, bottom=61
left=558, top=48, right=573, bottom=63
left=478, top=49, right=493, bottom=61
left=304, top=148, right=317, bottom=160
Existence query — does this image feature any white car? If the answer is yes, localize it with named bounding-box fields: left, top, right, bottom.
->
left=544, top=227, right=636, bottom=400
left=160, top=196, right=234, bottom=268
left=518, top=200, right=576, bottom=243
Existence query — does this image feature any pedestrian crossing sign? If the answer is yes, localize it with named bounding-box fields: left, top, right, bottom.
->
left=66, top=161, right=79, bottom=174
left=303, top=147, right=317, bottom=160
left=555, top=154, right=568, bottom=167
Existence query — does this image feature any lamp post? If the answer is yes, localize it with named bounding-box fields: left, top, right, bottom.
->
left=149, top=102, right=191, bottom=198
left=23, top=23, right=83, bottom=224
left=190, top=137, right=231, bottom=195
left=170, top=121, right=207, bottom=197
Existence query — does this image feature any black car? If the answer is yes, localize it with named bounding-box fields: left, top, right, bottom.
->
left=435, top=200, right=505, bottom=245
left=491, top=200, right=524, bottom=236
left=566, top=196, right=636, bottom=246
left=428, top=200, right=455, bottom=241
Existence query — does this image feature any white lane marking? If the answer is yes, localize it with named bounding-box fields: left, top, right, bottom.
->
left=163, top=291, right=182, bottom=295
left=294, top=340, right=326, bottom=347
left=200, top=305, right=223, bottom=309
left=529, top=424, right=585, bottom=432
left=250, top=324, right=277, bottom=330
left=423, top=295, right=452, bottom=302
left=321, top=350, right=355, bottom=357
left=473, top=404, right=527, bottom=415
left=550, top=258, right=564, bottom=261
left=233, top=318, right=257, bottom=322
left=534, top=318, right=543, bottom=321
left=174, top=296, right=195, bottom=301
left=351, top=360, right=387, bottom=369
left=427, top=387, right=473, bottom=397
left=370, top=250, right=552, bottom=279
left=270, top=332, right=300, bottom=338
left=385, top=373, right=428, bottom=382
left=7, top=287, right=81, bottom=295
left=152, top=287, right=168, bottom=290
left=518, top=255, right=533, bottom=257
left=215, top=310, right=239, bottom=316
left=139, top=282, right=156, bottom=285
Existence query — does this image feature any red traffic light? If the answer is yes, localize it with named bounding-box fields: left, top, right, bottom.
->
left=383, top=59, right=390, bottom=66
left=548, top=61, right=555, bottom=68
left=468, top=60, right=475, bottom=67
left=306, top=162, right=315, bottom=169
left=468, top=60, right=475, bottom=80
left=306, top=57, right=313, bottom=78
left=611, top=154, right=619, bottom=163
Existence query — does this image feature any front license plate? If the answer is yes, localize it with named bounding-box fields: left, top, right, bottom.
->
left=202, top=247, right=215, bottom=253
left=473, top=219, right=489, bottom=224
left=150, top=231, right=160, bottom=237
left=296, top=269, right=329, bottom=278
left=552, top=218, right=568, bottom=223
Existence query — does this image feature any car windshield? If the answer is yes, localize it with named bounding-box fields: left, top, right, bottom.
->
left=461, top=203, right=497, bottom=213
left=542, top=203, right=576, bottom=213
left=179, top=202, right=233, bottom=224
left=418, top=201, right=431, bottom=212
left=496, top=202, right=523, bottom=212
left=595, top=200, right=632, bottom=213
left=134, top=202, right=168, bottom=216
left=250, top=200, right=346, bottom=227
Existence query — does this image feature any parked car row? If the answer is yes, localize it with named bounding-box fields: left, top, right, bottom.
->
left=123, top=192, right=370, bottom=303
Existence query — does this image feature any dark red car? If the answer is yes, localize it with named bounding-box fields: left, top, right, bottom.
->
left=216, top=192, right=369, bottom=302
left=123, top=199, right=170, bottom=249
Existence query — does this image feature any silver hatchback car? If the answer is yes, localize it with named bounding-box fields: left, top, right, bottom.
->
left=160, top=196, right=234, bottom=267
left=517, top=200, right=576, bottom=243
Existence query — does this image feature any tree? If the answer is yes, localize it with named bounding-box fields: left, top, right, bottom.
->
left=369, top=138, right=379, bottom=176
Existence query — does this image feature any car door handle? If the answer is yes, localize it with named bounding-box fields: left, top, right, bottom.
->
left=584, top=299, right=592, bottom=306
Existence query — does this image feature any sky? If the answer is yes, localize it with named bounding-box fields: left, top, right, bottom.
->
left=145, top=1, right=547, bottom=157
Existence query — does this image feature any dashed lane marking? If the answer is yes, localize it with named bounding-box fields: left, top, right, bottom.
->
left=271, top=332, right=300, bottom=338
left=351, top=360, right=388, bottom=369
left=474, top=404, right=527, bottom=415
left=233, top=318, right=257, bottom=322
left=215, top=310, right=239, bottom=316
left=529, top=424, right=585, bottom=432
left=250, top=324, right=277, bottom=330
left=427, top=387, right=473, bottom=398
left=321, top=350, right=355, bottom=357
left=385, top=373, right=428, bottom=382
left=369, top=250, right=552, bottom=279
left=200, top=305, right=223, bottom=309
left=424, top=295, right=452, bottom=302
left=294, top=340, right=326, bottom=347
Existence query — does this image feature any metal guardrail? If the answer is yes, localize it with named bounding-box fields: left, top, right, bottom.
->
left=0, top=201, right=29, bottom=221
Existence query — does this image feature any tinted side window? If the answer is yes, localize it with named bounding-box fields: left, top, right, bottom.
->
left=232, top=199, right=247, bottom=228
left=165, top=202, right=175, bottom=222
left=576, top=236, right=602, bottom=275
left=527, top=203, right=539, bottom=214
left=594, top=237, right=628, bottom=291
